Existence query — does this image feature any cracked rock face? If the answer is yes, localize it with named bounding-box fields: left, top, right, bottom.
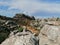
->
left=39, top=25, right=60, bottom=45
left=1, top=31, right=39, bottom=45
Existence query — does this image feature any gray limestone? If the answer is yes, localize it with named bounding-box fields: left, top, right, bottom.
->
left=39, top=25, right=60, bottom=45
left=1, top=30, right=39, bottom=45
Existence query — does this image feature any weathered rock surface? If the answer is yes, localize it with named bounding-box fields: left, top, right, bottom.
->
left=39, top=25, right=60, bottom=45
left=45, top=21, right=60, bottom=26
left=1, top=31, right=39, bottom=45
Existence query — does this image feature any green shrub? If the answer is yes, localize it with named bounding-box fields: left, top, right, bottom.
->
left=18, top=27, right=23, bottom=32
left=0, top=27, right=10, bottom=44
left=0, top=32, right=9, bottom=44
left=56, top=17, right=59, bottom=21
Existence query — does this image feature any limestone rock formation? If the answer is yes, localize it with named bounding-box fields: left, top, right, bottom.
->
left=39, top=25, right=60, bottom=45
left=45, top=21, right=60, bottom=26
left=1, top=31, right=39, bottom=45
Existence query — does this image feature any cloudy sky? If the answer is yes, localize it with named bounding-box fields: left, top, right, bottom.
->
left=0, top=0, right=60, bottom=18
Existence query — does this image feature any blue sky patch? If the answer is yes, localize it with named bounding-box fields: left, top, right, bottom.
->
left=0, top=5, right=9, bottom=10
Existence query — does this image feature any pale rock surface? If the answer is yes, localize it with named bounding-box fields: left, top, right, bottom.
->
left=1, top=31, right=39, bottom=45
left=39, top=25, right=60, bottom=45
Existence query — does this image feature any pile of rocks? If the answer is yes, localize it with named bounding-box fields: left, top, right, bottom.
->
left=0, top=20, right=19, bottom=44
left=0, top=20, right=19, bottom=30
left=30, top=18, right=60, bottom=31
left=30, top=19, right=46, bottom=30
left=4, top=21, right=19, bottom=30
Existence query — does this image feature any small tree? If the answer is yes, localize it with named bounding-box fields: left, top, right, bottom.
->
left=44, top=19, right=48, bottom=22
left=56, top=17, right=59, bottom=21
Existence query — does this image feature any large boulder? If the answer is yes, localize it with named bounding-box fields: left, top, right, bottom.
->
left=1, top=31, right=39, bottom=45
left=39, top=25, right=60, bottom=45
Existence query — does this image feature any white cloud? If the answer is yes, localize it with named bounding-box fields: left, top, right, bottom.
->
left=0, top=1, right=8, bottom=5
left=7, top=0, right=60, bottom=14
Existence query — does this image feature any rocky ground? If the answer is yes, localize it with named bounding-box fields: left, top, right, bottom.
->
left=1, top=29, right=39, bottom=45
left=0, top=14, right=60, bottom=45
left=39, top=25, right=60, bottom=45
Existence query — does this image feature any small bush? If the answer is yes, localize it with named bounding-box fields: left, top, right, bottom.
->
left=0, top=32, right=9, bottom=44
left=0, top=26, right=10, bottom=44
left=56, top=17, right=59, bottom=21
left=18, top=27, right=23, bottom=32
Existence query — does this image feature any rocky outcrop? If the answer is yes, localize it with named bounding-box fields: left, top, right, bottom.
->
left=45, top=21, right=60, bottom=26
left=0, top=20, right=19, bottom=44
left=13, top=13, right=35, bottom=26
left=1, top=30, right=39, bottom=45
left=13, top=13, right=35, bottom=20
left=1, top=14, right=60, bottom=45
left=39, top=25, right=60, bottom=45
left=0, top=15, right=15, bottom=21
left=0, top=14, right=36, bottom=44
